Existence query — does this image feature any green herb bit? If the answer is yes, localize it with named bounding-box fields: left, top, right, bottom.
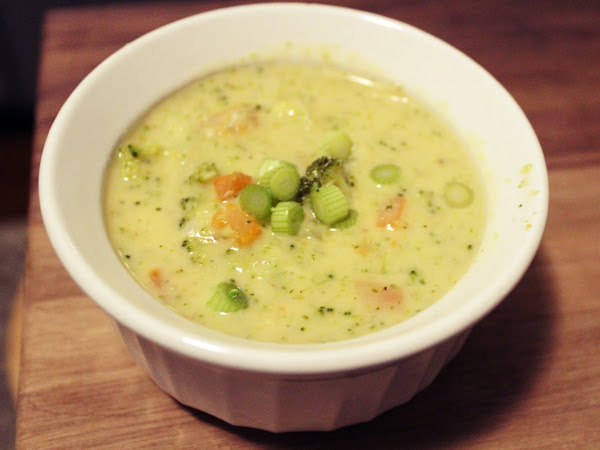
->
left=318, top=306, right=335, bottom=314
left=240, top=184, right=273, bottom=221
left=443, top=181, right=474, bottom=208
left=271, top=201, right=304, bottom=235
left=409, top=269, right=426, bottom=285
left=370, top=164, right=401, bottom=185
left=189, top=162, right=219, bottom=183
left=207, top=280, right=249, bottom=313
left=319, top=130, right=353, bottom=160
left=310, top=185, right=349, bottom=226
left=331, top=209, right=357, bottom=230
left=125, top=143, right=143, bottom=158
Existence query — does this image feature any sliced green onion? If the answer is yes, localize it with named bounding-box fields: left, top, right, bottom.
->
left=240, top=184, right=273, bottom=221
left=263, top=165, right=301, bottom=201
left=319, top=130, right=353, bottom=159
left=310, top=185, right=349, bottom=225
left=258, top=159, right=301, bottom=201
left=443, top=181, right=474, bottom=208
left=332, top=209, right=358, bottom=229
left=258, top=159, right=294, bottom=179
left=370, top=164, right=400, bottom=185
left=271, top=201, right=304, bottom=235
left=207, top=281, right=249, bottom=313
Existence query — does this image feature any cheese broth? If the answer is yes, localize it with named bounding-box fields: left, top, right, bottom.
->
left=104, top=62, right=484, bottom=344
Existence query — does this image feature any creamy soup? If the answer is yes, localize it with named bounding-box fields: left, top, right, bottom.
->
left=104, top=62, right=484, bottom=344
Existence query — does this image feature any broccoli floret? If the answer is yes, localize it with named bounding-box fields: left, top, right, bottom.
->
left=178, top=196, right=199, bottom=228
left=117, top=144, right=147, bottom=180
left=116, top=143, right=163, bottom=181
left=188, top=162, right=219, bottom=183
left=181, top=237, right=205, bottom=264
left=297, top=156, right=353, bottom=199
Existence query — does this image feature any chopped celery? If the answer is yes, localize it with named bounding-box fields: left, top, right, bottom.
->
left=271, top=201, right=304, bottom=235
left=240, top=184, right=273, bottom=221
left=370, top=164, right=400, bottom=185
left=319, top=130, right=353, bottom=159
left=443, top=181, right=474, bottom=208
left=258, top=159, right=301, bottom=201
left=267, top=165, right=301, bottom=201
left=310, top=185, right=349, bottom=225
left=258, top=159, right=294, bottom=179
left=207, top=281, right=249, bottom=313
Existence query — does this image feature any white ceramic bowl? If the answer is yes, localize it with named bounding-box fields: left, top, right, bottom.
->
left=39, top=3, right=548, bottom=432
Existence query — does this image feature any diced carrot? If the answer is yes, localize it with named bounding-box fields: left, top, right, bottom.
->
left=376, top=195, right=406, bottom=230
left=200, top=104, right=260, bottom=136
left=212, top=203, right=261, bottom=246
left=213, top=172, right=253, bottom=201
left=149, top=268, right=164, bottom=289
left=355, top=280, right=404, bottom=307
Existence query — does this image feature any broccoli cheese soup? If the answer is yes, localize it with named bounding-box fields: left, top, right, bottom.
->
left=104, top=62, right=484, bottom=344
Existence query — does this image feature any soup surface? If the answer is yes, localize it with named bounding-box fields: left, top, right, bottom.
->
left=104, top=62, right=484, bottom=344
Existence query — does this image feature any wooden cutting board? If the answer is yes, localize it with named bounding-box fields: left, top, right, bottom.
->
left=16, top=1, right=600, bottom=447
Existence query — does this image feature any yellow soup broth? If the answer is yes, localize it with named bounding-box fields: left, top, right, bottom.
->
left=104, top=62, right=484, bottom=344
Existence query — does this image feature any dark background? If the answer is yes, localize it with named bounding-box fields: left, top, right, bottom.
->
left=0, top=0, right=153, bottom=218
left=0, top=3, right=155, bottom=448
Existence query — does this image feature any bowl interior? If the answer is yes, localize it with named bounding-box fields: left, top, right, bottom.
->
left=39, top=3, right=548, bottom=374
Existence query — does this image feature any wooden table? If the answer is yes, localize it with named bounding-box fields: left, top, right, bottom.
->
left=17, top=1, right=600, bottom=447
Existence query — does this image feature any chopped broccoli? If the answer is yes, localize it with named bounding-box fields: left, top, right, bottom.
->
left=117, top=144, right=147, bottom=180
left=297, top=156, right=353, bottom=199
left=188, top=162, right=219, bottom=183
left=179, top=196, right=199, bottom=228
left=116, top=143, right=162, bottom=181
left=181, top=237, right=205, bottom=264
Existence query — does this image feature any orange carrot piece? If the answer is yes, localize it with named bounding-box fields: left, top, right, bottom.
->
left=200, top=104, right=260, bottom=136
left=212, top=203, right=261, bottom=246
left=149, top=268, right=164, bottom=289
left=213, top=172, right=253, bottom=201
left=355, top=280, right=404, bottom=307
left=376, top=195, right=406, bottom=230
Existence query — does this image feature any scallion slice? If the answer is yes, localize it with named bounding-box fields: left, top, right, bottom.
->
left=319, top=130, right=353, bottom=160
left=271, top=201, right=304, bottom=235
left=240, top=184, right=273, bottom=221
left=258, top=159, right=301, bottom=201
left=370, top=164, right=400, bottom=185
left=263, top=165, right=301, bottom=201
left=258, top=159, right=293, bottom=179
left=310, top=185, right=349, bottom=225
left=443, top=181, right=474, bottom=208
left=207, top=281, right=249, bottom=313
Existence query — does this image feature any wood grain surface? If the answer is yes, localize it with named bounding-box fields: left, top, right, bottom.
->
left=17, top=1, right=600, bottom=447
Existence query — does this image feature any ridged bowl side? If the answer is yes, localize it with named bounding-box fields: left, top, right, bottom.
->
left=117, top=324, right=472, bottom=432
